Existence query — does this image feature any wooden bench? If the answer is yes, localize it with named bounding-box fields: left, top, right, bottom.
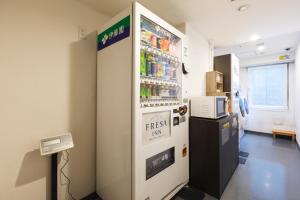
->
left=272, top=129, right=296, bottom=141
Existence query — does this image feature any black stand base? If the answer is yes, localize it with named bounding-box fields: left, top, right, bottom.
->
left=172, top=185, right=205, bottom=200
left=51, top=153, right=58, bottom=200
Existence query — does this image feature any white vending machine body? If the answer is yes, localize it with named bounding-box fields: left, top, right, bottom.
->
left=96, top=2, right=189, bottom=200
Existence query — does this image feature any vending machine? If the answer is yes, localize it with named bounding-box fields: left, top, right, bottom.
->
left=96, top=2, right=189, bottom=200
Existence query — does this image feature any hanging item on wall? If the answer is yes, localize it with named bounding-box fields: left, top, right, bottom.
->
left=244, top=98, right=249, bottom=114
left=239, top=97, right=246, bottom=117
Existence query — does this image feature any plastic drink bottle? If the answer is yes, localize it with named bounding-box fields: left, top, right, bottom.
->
left=171, top=88, right=177, bottom=98
left=141, top=30, right=147, bottom=44
left=151, top=85, right=156, bottom=97
left=161, top=60, right=166, bottom=80
left=156, top=37, right=161, bottom=49
left=150, top=34, right=157, bottom=48
left=146, top=53, right=152, bottom=77
left=156, top=85, right=160, bottom=97
left=156, top=63, right=161, bottom=78
left=144, top=84, right=148, bottom=99
left=146, top=85, right=151, bottom=99
left=151, top=56, right=156, bottom=77
left=157, top=56, right=164, bottom=79
left=165, top=61, right=171, bottom=80
left=171, top=62, right=177, bottom=79
left=140, top=51, right=146, bottom=76
left=151, top=63, right=156, bottom=77
left=159, top=39, right=164, bottom=51
left=140, top=84, right=145, bottom=100
left=169, top=40, right=175, bottom=56
left=160, top=86, right=169, bottom=98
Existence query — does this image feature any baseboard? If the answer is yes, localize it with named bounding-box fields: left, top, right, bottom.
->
left=246, top=130, right=300, bottom=147
left=244, top=130, right=272, bottom=137
left=81, top=192, right=101, bottom=200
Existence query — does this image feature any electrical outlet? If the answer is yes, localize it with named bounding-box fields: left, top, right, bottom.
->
left=78, top=26, right=87, bottom=40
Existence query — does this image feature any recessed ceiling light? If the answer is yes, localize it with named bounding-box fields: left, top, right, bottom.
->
left=250, top=34, right=260, bottom=42
left=238, top=4, right=250, bottom=12
left=257, top=43, right=265, bottom=52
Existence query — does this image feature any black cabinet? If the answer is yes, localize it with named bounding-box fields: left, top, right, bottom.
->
left=189, top=114, right=239, bottom=199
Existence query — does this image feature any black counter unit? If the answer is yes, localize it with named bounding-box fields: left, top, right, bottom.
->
left=189, top=114, right=239, bottom=199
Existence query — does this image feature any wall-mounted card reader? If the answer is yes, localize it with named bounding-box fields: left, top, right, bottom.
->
left=40, top=133, right=74, bottom=156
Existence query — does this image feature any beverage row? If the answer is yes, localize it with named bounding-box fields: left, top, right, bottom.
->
left=140, top=84, right=178, bottom=100
left=141, top=30, right=176, bottom=53
left=140, top=50, right=178, bottom=80
left=141, top=17, right=173, bottom=39
left=141, top=18, right=178, bottom=54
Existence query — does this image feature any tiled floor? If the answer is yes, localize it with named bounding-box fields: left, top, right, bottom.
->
left=204, top=132, right=300, bottom=200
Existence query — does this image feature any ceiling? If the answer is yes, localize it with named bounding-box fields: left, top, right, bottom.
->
left=215, top=31, right=300, bottom=59
left=79, top=0, right=300, bottom=48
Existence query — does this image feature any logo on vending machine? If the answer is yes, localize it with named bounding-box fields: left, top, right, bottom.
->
left=142, top=111, right=171, bottom=144
left=97, top=15, right=130, bottom=51
left=145, top=119, right=168, bottom=137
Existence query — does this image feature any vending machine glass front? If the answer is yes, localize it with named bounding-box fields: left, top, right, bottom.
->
left=139, top=16, right=182, bottom=108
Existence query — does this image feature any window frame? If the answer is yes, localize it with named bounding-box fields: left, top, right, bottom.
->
left=247, top=63, right=289, bottom=111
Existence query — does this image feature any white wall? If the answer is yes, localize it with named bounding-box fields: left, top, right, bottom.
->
left=0, top=1, right=211, bottom=199
left=178, top=23, right=212, bottom=97
left=295, top=43, right=300, bottom=146
left=0, top=0, right=108, bottom=199
left=239, top=63, right=295, bottom=134
left=240, top=52, right=295, bottom=67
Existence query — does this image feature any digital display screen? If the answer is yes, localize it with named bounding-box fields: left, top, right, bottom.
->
left=218, top=100, right=224, bottom=114
left=217, top=98, right=226, bottom=116
left=43, top=139, right=61, bottom=147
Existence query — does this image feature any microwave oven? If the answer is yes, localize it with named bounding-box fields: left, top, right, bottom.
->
left=191, top=96, right=228, bottom=119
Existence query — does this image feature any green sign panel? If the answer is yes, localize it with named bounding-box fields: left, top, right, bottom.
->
left=97, top=15, right=130, bottom=51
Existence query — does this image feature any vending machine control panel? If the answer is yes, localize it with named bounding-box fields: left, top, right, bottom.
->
left=173, top=117, right=180, bottom=126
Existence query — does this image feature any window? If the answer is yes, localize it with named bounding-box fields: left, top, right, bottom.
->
left=248, top=64, right=288, bottom=109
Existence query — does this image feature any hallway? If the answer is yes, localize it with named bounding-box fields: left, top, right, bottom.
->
left=205, top=132, right=300, bottom=200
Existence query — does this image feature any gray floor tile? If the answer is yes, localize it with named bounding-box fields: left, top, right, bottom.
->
left=204, top=132, right=300, bottom=200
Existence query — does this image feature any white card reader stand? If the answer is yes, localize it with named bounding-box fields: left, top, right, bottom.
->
left=40, top=133, right=74, bottom=156
left=40, top=133, right=74, bottom=200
